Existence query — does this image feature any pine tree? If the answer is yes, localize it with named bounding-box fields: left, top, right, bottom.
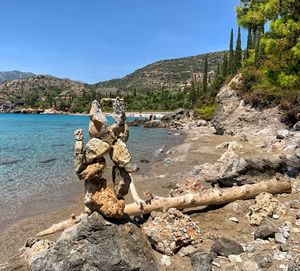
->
left=221, top=53, right=228, bottom=77
left=202, top=56, right=208, bottom=92
left=228, top=28, right=234, bottom=74
left=234, top=26, right=242, bottom=72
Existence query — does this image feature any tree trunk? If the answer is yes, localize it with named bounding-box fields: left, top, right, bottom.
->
left=124, top=179, right=292, bottom=216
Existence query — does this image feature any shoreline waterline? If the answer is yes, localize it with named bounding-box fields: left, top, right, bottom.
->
left=0, top=112, right=184, bottom=239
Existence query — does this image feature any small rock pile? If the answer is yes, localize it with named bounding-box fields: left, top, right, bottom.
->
left=74, top=99, right=135, bottom=219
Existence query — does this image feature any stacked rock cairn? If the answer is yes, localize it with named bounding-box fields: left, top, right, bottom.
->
left=74, top=98, right=141, bottom=219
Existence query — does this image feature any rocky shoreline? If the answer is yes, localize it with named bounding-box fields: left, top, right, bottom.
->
left=1, top=76, right=300, bottom=271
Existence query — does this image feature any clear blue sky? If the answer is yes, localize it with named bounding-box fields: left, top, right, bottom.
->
left=0, top=0, right=243, bottom=83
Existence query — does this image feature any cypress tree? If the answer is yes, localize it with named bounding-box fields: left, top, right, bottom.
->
left=202, top=56, right=208, bottom=92
left=254, top=38, right=261, bottom=68
left=221, top=53, right=228, bottom=77
left=234, top=26, right=242, bottom=72
left=245, top=27, right=253, bottom=59
left=216, top=63, right=220, bottom=77
left=228, top=28, right=234, bottom=74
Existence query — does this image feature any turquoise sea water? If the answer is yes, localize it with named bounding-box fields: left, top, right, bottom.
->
left=0, top=113, right=175, bottom=229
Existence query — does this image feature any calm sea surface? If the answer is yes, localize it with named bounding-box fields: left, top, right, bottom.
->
left=0, top=113, right=176, bottom=229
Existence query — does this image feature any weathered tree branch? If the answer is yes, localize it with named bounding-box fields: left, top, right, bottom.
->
left=37, top=179, right=291, bottom=237
left=37, top=213, right=87, bottom=237
left=124, top=179, right=292, bottom=216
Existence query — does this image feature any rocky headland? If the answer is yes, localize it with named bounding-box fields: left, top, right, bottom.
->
left=1, top=75, right=300, bottom=271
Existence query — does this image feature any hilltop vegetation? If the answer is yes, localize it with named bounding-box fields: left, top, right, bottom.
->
left=235, top=0, right=300, bottom=124
left=95, top=51, right=224, bottom=93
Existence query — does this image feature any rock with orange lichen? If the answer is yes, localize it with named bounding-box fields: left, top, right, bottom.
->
left=78, top=159, right=106, bottom=181
left=91, top=187, right=125, bottom=219
left=84, top=179, right=125, bottom=219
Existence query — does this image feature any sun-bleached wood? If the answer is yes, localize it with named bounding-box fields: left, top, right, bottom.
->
left=124, top=180, right=292, bottom=216
left=37, top=179, right=291, bottom=236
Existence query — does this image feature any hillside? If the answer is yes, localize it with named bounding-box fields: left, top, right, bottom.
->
left=0, top=51, right=225, bottom=112
left=0, top=70, right=35, bottom=83
left=95, top=51, right=225, bottom=93
left=0, top=75, right=88, bottom=102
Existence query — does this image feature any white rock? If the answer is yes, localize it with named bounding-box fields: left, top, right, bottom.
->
left=160, top=255, right=171, bottom=267
left=275, top=232, right=287, bottom=244
left=276, top=129, right=290, bottom=139
left=228, top=254, right=242, bottom=263
left=229, top=217, right=239, bottom=223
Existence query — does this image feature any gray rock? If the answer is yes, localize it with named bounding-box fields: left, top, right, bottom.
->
left=254, top=251, right=273, bottom=268
left=254, top=220, right=277, bottom=239
left=275, top=232, right=287, bottom=244
left=31, top=212, right=159, bottom=271
left=210, top=237, right=243, bottom=257
left=196, top=120, right=208, bottom=127
left=144, top=120, right=166, bottom=128
left=212, top=75, right=286, bottom=136
left=161, top=113, right=173, bottom=122
left=292, top=121, right=300, bottom=131
left=190, top=251, right=216, bottom=271
left=280, top=243, right=289, bottom=252
left=277, top=129, right=290, bottom=139
left=288, top=264, right=300, bottom=271
left=296, top=211, right=300, bottom=219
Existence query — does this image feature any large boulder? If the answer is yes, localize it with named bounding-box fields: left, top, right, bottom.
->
left=144, top=120, right=167, bottom=128
left=31, top=212, right=159, bottom=271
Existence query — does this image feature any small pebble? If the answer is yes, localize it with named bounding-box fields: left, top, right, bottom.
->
left=279, top=243, right=289, bottom=252
left=229, top=217, right=239, bottom=223
left=212, top=262, right=221, bottom=268
left=275, top=232, right=287, bottom=244
left=273, top=214, right=279, bottom=219
left=228, top=255, right=242, bottom=263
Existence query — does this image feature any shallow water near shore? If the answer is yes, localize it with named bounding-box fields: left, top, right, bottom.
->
left=0, top=113, right=181, bottom=232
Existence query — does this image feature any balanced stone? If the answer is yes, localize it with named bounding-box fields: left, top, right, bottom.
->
left=85, top=138, right=110, bottom=164
left=112, top=166, right=132, bottom=199
left=78, top=159, right=106, bottom=181
left=110, top=139, right=131, bottom=167
left=74, top=129, right=83, bottom=141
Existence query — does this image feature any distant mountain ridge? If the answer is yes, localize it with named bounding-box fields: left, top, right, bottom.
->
left=0, top=70, right=35, bottom=83
left=95, top=51, right=225, bottom=93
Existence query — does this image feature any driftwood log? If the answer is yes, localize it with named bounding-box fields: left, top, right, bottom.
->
left=37, top=179, right=291, bottom=237
left=125, top=179, right=291, bottom=216
left=36, top=213, right=87, bottom=237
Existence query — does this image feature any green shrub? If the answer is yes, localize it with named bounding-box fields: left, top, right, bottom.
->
left=195, top=103, right=217, bottom=121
